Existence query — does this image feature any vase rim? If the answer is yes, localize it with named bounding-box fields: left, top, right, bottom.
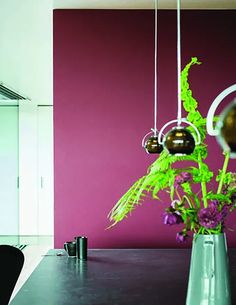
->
left=194, top=232, right=225, bottom=235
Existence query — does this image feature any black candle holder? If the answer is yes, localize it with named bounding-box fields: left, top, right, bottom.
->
left=75, top=236, right=88, bottom=260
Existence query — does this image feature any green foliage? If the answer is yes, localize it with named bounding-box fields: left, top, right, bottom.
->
left=107, top=176, right=147, bottom=226
left=206, top=192, right=231, bottom=203
left=181, top=182, right=193, bottom=195
left=191, top=164, right=214, bottom=183
left=108, top=57, right=236, bottom=237
left=181, top=57, right=206, bottom=141
left=216, top=171, right=234, bottom=185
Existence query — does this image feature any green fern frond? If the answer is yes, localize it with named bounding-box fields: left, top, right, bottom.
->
left=147, top=150, right=170, bottom=173
left=108, top=57, right=216, bottom=228
left=108, top=176, right=146, bottom=226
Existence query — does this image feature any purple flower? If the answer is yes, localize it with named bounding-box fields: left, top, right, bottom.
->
left=210, top=200, right=219, bottom=207
left=174, top=176, right=184, bottom=187
left=198, top=203, right=222, bottom=229
left=181, top=172, right=192, bottom=181
left=221, top=205, right=229, bottom=219
left=176, top=232, right=188, bottom=243
left=174, top=172, right=192, bottom=187
left=163, top=210, right=183, bottom=225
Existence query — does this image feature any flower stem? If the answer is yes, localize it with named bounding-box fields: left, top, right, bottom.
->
left=175, top=189, right=182, bottom=201
left=198, top=151, right=208, bottom=208
left=182, top=195, right=193, bottom=208
left=217, top=151, right=230, bottom=194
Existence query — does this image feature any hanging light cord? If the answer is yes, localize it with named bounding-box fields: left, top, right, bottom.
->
left=153, top=0, right=158, bottom=136
left=177, top=0, right=182, bottom=126
left=141, top=0, right=158, bottom=147
left=158, top=0, right=201, bottom=146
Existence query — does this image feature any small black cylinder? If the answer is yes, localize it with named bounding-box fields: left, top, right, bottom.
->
left=75, top=236, right=81, bottom=259
left=79, top=236, right=87, bottom=260
left=75, top=236, right=87, bottom=260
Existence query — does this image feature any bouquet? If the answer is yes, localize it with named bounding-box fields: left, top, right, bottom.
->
left=108, top=57, right=236, bottom=242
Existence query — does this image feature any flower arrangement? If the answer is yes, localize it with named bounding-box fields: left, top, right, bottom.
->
left=108, top=57, right=236, bottom=242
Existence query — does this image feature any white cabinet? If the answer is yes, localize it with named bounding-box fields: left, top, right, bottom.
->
left=19, top=103, right=53, bottom=236
left=19, top=103, right=38, bottom=235
left=37, top=106, right=53, bottom=235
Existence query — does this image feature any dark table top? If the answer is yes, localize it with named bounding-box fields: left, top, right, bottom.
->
left=10, top=248, right=236, bottom=305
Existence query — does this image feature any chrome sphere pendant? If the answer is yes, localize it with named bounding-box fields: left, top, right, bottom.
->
left=158, top=119, right=200, bottom=156
left=217, top=101, right=236, bottom=156
left=164, top=126, right=195, bottom=155
left=144, top=135, right=163, bottom=154
left=206, top=86, right=236, bottom=158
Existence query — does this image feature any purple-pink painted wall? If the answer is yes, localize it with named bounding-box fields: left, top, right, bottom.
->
left=54, top=10, right=236, bottom=248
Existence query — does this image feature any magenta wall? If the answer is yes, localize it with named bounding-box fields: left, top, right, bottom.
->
left=54, top=10, right=236, bottom=248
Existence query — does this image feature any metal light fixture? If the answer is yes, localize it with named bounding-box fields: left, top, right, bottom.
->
left=143, top=135, right=163, bottom=154
left=158, top=0, right=201, bottom=156
left=163, top=125, right=196, bottom=155
left=206, top=84, right=236, bottom=158
left=0, top=82, right=27, bottom=101
left=159, top=119, right=200, bottom=156
left=142, top=0, right=163, bottom=154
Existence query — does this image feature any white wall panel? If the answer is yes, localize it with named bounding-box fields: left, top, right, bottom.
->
left=0, top=106, right=19, bottom=234
left=19, top=103, right=38, bottom=235
left=19, top=103, right=54, bottom=235
left=37, top=106, right=54, bottom=235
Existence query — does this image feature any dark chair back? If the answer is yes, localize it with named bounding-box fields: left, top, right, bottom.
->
left=0, top=245, right=24, bottom=305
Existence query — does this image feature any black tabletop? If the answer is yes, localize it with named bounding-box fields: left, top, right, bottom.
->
left=10, top=249, right=236, bottom=305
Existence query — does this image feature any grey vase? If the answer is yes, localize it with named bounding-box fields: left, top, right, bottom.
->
left=186, top=233, right=231, bottom=305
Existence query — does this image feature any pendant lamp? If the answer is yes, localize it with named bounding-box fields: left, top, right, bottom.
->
left=142, top=0, right=163, bottom=154
left=206, top=84, right=236, bottom=158
left=158, top=0, right=201, bottom=156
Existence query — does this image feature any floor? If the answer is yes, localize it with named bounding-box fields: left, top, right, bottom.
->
left=0, top=235, right=53, bottom=304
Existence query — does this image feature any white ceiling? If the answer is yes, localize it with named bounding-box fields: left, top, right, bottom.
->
left=0, top=0, right=235, bottom=106
left=53, top=0, right=236, bottom=10
left=0, top=0, right=53, bottom=105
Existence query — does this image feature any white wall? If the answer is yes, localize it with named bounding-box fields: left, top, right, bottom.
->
left=0, top=1, right=53, bottom=236
left=0, top=106, right=19, bottom=234
left=0, top=0, right=53, bottom=105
